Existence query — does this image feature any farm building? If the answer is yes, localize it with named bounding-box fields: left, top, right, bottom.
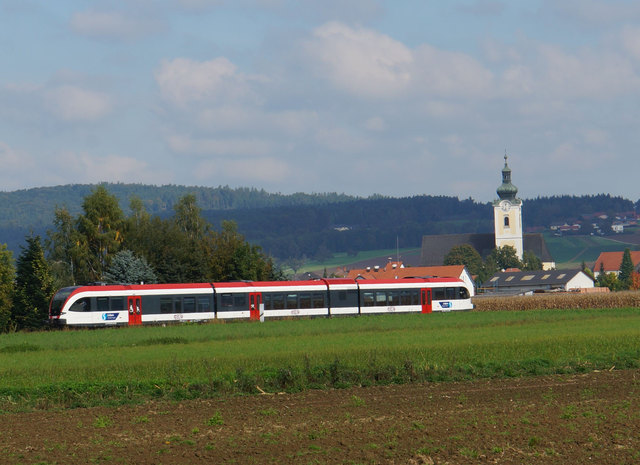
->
left=483, top=269, right=594, bottom=295
left=345, top=263, right=475, bottom=296
left=592, top=251, right=640, bottom=278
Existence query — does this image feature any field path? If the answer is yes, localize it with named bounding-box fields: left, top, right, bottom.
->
left=2, top=369, right=639, bottom=464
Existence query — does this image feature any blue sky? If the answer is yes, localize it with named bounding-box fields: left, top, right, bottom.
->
left=1, top=0, right=640, bottom=202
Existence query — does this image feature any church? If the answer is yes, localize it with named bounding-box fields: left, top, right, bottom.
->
left=420, top=155, right=555, bottom=270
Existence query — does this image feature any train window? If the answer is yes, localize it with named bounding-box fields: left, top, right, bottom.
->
left=160, top=297, right=173, bottom=313
left=174, top=298, right=182, bottom=313
left=446, top=287, right=456, bottom=300
left=110, top=297, right=125, bottom=311
left=234, top=294, right=247, bottom=309
left=220, top=294, right=233, bottom=309
left=400, top=291, right=411, bottom=305
left=184, top=297, right=195, bottom=313
left=433, top=288, right=445, bottom=300
left=389, top=291, right=400, bottom=306
left=197, top=297, right=210, bottom=312
left=286, top=294, right=298, bottom=309
left=97, top=297, right=109, bottom=312
left=299, top=293, right=311, bottom=309
left=312, top=292, right=325, bottom=308
left=272, top=293, right=285, bottom=310
left=458, top=287, right=470, bottom=299
left=411, top=290, right=420, bottom=305
left=362, top=292, right=374, bottom=307
left=262, top=294, right=272, bottom=310
left=338, top=291, right=347, bottom=301
left=375, top=291, right=388, bottom=306
left=69, top=297, right=91, bottom=312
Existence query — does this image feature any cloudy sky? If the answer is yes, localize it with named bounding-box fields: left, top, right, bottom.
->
left=1, top=0, right=639, bottom=202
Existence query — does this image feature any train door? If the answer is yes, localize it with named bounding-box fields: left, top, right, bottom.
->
left=421, top=289, right=432, bottom=314
left=128, top=296, right=142, bottom=325
left=249, top=293, right=261, bottom=321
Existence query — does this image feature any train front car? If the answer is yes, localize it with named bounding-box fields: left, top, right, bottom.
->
left=49, top=283, right=217, bottom=327
left=49, top=285, right=137, bottom=327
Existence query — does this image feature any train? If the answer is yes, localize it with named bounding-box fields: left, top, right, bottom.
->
left=48, top=277, right=474, bottom=327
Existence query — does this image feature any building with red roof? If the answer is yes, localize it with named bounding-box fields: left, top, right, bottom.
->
left=345, top=262, right=475, bottom=296
left=592, top=251, right=640, bottom=277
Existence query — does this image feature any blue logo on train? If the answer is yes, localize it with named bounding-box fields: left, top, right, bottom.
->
left=439, top=302, right=451, bottom=309
left=102, top=313, right=118, bottom=321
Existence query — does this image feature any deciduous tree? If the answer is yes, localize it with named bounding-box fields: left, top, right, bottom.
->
left=443, top=244, right=483, bottom=276
left=75, top=186, right=124, bottom=282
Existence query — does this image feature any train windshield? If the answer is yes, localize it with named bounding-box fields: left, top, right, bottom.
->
left=49, top=287, right=78, bottom=316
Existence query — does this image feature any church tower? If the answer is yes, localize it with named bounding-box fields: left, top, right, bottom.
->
left=493, top=154, right=523, bottom=259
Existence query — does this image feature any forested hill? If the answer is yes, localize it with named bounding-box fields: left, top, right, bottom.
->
left=0, top=184, right=637, bottom=259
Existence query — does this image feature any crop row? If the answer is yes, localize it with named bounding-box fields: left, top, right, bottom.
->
left=473, top=291, right=640, bottom=311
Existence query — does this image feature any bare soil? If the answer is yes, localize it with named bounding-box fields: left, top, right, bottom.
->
left=2, top=369, right=640, bottom=464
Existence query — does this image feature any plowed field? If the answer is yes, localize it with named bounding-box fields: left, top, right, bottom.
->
left=2, top=369, right=639, bottom=464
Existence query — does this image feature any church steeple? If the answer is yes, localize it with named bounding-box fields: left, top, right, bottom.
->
left=493, top=152, right=523, bottom=260
left=496, top=153, right=518, bottom=201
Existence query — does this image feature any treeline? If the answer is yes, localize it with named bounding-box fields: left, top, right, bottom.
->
left=0, top=184, right=637, bottom=262
left=204, top=196, right=493, bottom=259
left=0, top=186, right=280, bottom=333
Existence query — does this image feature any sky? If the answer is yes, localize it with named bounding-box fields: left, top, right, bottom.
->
left=1, top=0, right=640, bottom=202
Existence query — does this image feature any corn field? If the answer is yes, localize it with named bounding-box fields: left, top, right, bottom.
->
left=473, top=291, right=640, bottom=311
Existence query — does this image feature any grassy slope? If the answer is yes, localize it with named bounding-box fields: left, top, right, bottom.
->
left=1, top=308, right=639, bottom=410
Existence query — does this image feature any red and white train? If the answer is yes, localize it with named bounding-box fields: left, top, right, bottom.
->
left=49, top=277, right=473, bottom=327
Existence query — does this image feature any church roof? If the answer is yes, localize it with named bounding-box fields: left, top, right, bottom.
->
left=420, top=232, right=554, bottom=266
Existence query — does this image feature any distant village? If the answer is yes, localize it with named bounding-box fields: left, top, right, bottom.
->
left=327, top=156, right=640, bottom=297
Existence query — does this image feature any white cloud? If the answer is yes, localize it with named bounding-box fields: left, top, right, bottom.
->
left=304, top=22, right=493, bottom=100
left=411, top=44, right=493, bottom=97
left=44, top=85, right=113, bottom=121
left=70, top=9, right=165, bottom=40
left=155, top=57, right=259, bottom=107
left=304, top=21, right=413, bottom=98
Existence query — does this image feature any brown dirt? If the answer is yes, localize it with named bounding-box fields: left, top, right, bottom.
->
left=1, top=369, right=639, bottom=464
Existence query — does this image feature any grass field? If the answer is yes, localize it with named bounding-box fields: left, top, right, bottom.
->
left=1, top=308, right=640, bottom=412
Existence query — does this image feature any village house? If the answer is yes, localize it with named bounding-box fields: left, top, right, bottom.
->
left=345, top=262, right=475, bottom=296
left=592, top=251, right=640, bottom=277
left=484, top=269, right=595, bottom=295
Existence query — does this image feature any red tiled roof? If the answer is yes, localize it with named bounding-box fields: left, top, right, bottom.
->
left=593, top=251, right=640, bottom=273
left=346, top=263, right=466, bottom=280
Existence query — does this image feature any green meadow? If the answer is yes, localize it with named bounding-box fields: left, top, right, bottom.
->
left=1, top=308, right=640, bottom=411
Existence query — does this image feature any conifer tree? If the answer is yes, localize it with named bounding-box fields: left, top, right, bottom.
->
left=103, top=249, right=158, bottom=284
left=0, top=244, right=15, bottom=333
left=618, top=248, right=634, bottom=290
left=13, top=235, right=54, bottom=330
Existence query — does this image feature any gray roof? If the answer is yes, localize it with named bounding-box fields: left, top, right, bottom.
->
left=485, top=269, right=590, bottom=289
left=420, top=232, right=554, bottom=266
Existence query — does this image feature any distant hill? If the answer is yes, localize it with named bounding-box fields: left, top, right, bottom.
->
left=0, top=184, right=637, bottom=262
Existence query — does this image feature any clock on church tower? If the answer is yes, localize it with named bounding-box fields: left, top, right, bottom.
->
left=493, top=154, right=523, bottom=259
